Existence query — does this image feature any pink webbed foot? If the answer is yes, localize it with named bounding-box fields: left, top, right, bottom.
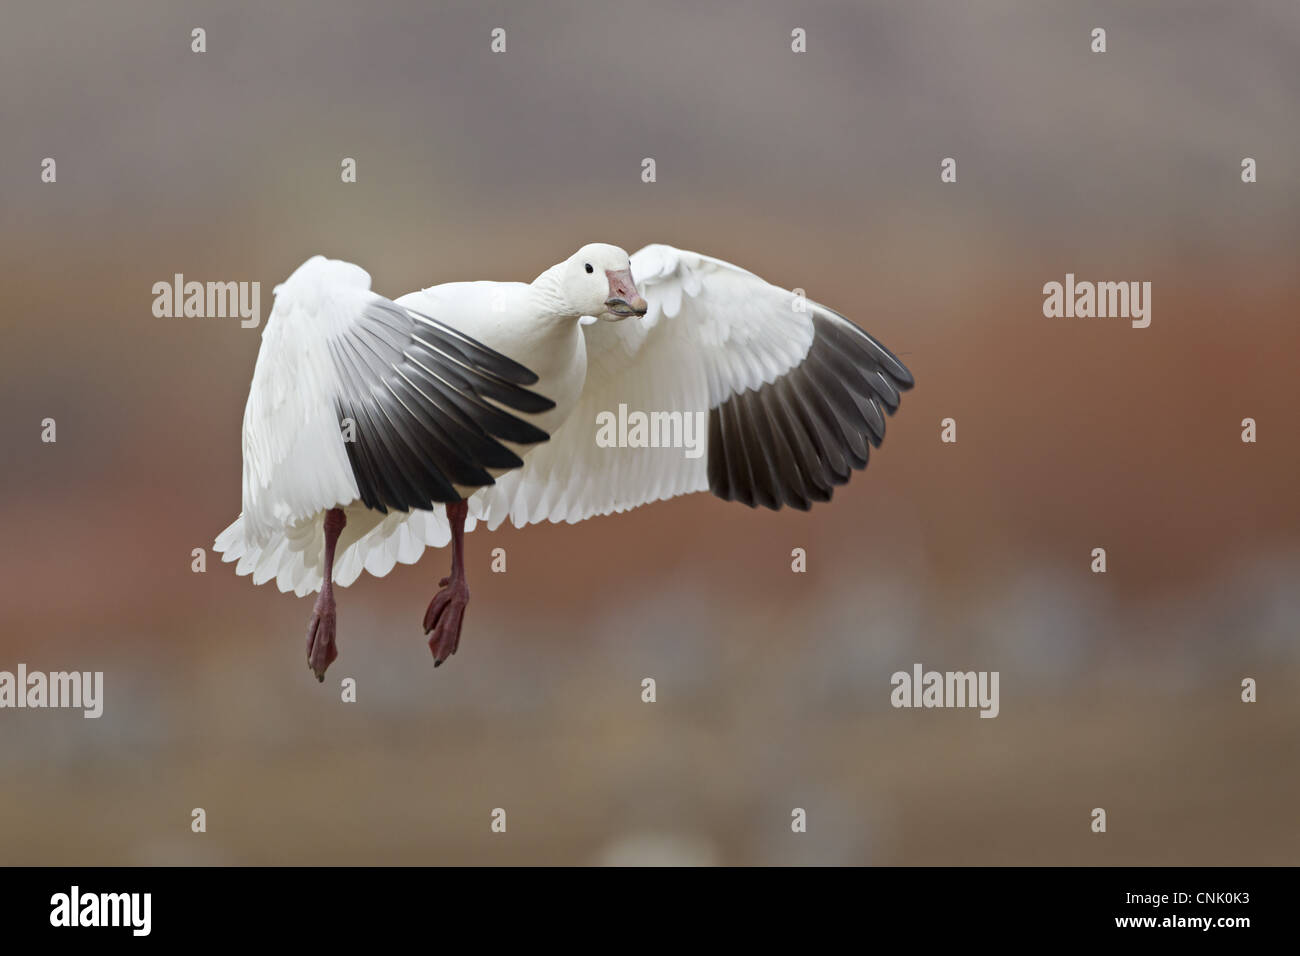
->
left=423, top=575, right=469, bottom=667
left=305, top=507, right=347, bottom=683
left=306, top=589, right=338, bottom=682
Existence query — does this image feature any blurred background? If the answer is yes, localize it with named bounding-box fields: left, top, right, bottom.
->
left=1, top=0, right=1298, bottom=865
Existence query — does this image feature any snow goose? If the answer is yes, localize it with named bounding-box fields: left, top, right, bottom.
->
left=216, top=243, right=913, bottom=678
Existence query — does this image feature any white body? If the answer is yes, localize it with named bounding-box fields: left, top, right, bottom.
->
left=215, top=244, right=910, bottom=594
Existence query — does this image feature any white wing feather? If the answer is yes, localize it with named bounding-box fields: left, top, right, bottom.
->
left=237, top=256, right=369, bottom=545
left=470, top=244, right=816, bottom=529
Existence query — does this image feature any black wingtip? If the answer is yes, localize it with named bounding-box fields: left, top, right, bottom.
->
left=333, top=298, right=556, bottom=512
left=706, top=309, right=912, bottom=512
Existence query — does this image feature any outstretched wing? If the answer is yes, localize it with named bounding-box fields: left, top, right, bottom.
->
left=240, top=256, right=554, bottom=545
left=468, top=243, right=913, bottom=529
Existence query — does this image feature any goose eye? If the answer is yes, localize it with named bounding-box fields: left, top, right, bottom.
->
left=584, top=263, right=593, bottom=274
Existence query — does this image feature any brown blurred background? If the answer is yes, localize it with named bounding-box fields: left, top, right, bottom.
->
left=1, top=0, right=1298, bottom=865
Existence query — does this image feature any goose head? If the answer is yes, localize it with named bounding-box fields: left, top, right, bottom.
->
left=557, top=243, right=648, bottom=321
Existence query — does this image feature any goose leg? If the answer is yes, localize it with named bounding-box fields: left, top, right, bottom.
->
left=306, top=507, right=346, bottom=682
left=424, top=500, right=470, bottom=667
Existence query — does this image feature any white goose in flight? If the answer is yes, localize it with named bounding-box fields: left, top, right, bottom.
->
left=215, top=243, right=914, bottom=679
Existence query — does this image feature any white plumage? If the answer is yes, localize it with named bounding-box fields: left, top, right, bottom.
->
left=216, top=243, right=913, bottom=599
left=469, top=245, right=817, bottom=530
